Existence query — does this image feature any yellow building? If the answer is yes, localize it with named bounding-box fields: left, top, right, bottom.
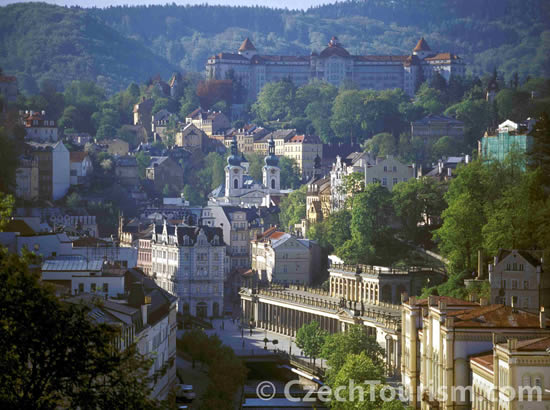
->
left=284, top=134, right=323, bottom=179
left=471, top=334, right=550, bottom=410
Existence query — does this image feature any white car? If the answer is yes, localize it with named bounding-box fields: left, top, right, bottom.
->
left=176, top=384, right=196, bottom=402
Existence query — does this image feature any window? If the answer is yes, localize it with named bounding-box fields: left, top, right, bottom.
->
left=393, top=166, right=397, bottom=172
left=103, top=283, right=109, bottom=293
left=91, top=283, right=96, bottom=292
left=502, top=280, right=507, bottom=289
left=271, top=179, right=275, bottom=189
left=519, top=263, right=524, bottom=271
left=534, top=377, right=542, bottom=388
left=506, top=263, right=511, bottom=270
left=393, top=178, right=398, bottom=185
left=513, top=263, right=517, bottom=271
left=78, top=283, right=84, bottom=293
left=382, top=178, right=387, bottom=186
left=233, top=178, right=239, bottom=189
left=523, top=280, right=529, bottom=289
left=383, top=166, right=388, bottom=172
left=512, top=280, right=518, bottom=289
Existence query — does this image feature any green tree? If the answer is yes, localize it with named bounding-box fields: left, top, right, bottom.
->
left=392, top=177, right=447, bottom=242
left=252, top=78, right=296, bottom=122
left=415, top=84, right=445, bottom=115
left=431, top=135, right=462, bottom=160
left=321, top=325, right=385, bottom=385
left=445, top=98, right=492, bottom=146
left=331, top=89, right=366, bottom=145
left=279, top=185, right=306, bottom=230
left=279, top=156, right=302, bottom=189
left=295, top=321, right=327, bottom=365
left=363, top=132, right=397, bottom=157
left=65, top=192, right=82, bottom=209
left=0, top=193, right=14, bottom=231
left=329, top=352, right=385, bottom=410
left=338, top=184, right=392, bottom=264
left=529, top=111, right=550, bottom=182
left=0, top=249, right=159, bottom=409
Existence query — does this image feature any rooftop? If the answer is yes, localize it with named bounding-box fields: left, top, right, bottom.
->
left=448, top=304, right=549, bottom=328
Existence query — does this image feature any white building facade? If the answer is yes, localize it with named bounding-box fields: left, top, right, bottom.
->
left=151, top=222, right=227, bottom=318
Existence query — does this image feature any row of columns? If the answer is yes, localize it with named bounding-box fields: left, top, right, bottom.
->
left=330, top=276, right=379, bottom=304
left=255, top=302, right=340, bottom=337
left=240, top=296, right=401, bottom=376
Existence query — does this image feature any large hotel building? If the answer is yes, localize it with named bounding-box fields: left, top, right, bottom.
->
left=206, top=36, right=465, bottom=100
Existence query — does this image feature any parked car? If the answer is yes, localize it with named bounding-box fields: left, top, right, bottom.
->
left=176, top=384, right=196, bottom=403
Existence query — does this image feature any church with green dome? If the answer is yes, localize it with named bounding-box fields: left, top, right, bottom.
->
left=208, top=135, right=292, bottom=207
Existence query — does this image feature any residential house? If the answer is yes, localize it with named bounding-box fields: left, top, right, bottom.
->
left=411, top=114, right=464, bottom=144
left=284, top=134, right=323, bottom=179
left=487, top=249, right=549, bottom=313
left=115, top=156, right=140, bottom=187
left=151, top=222, right=227, bottom=318
left=364, top=155, right=414, bottom=191
left=253, top=129, right=297, bottom=156
left=102, top=139, right=130, bottom=156
left=21, top=110, right=58, bottom=142
left=185, top=108, right=231, bottom=136
left=417, top=155, right=470, bottom=181
left=401, top=296, right=550, bottom=409
left=152, top=109, right=177, bottom=143
left=479, top=119, right=536, bottom=164
left=69, top=152, right=93, bottom=185
left=71, top=236, right=138, bottom=268
left=330, top=152, right=376, bottom=211
left=41, top=256, right=124, bottom=297
left=27, top=141, right=70, bottom=201
left=15, top=154, right=39, bottom=201
left=470, top=335, right=550, bottom=410
left=65, top=132, right=93, bottom=146
left=133, top=97, right=154, bottom=138
left=66, top=268, right=177, bottom=400
left=306, top=175, right=331, bottom=224
left=175, top=123, right=206, bottom=151
left=251, top=227, right=320, bottom=285
left=146, top=156, right=184, bottom=193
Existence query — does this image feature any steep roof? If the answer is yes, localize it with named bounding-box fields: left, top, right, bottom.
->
left=70, top=152, right=88, bottom=163
left=2, top=219, right=36, bottom=236
left=496, top=249, right=542, bottom=268
left=239, top=37, right=257, bottom=52
left=413, top=37, right=431, bottom=52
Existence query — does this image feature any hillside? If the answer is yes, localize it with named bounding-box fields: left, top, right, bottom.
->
left=0, top=2, right=177, bottom=94
left=0, top=1, right=549, bottom=94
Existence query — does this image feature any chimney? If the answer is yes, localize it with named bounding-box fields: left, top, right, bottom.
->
left=507, top=338, right=517, bottom=351
left=141, top=303, right=148, bottom=326
left=477, top=249, right=484, bottom=279
left=540, top=307, right=547, bottom=329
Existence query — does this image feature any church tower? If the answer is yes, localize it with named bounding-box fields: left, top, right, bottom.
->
left=225, top=136, right=244, bottom=198
left=262, top=136, right=280, bottom=192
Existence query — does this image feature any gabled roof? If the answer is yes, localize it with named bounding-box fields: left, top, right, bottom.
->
left=496, top=249, right=542, bottom=268
left=239, top=37, right=256, bottom=52
left=509, top=336, right=550, bottom=352
left=413, top=37, right=431, bottom=52
left=70, top=152, right=89, bottom=163
left=2, top=219, right=36, bottom=236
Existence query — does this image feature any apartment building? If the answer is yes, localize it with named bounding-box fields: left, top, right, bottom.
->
left=364, top=155, right=414, bottom=191
left=151, top=222, right=226, bottom=318
left=283, top=134, right=323, bottom=179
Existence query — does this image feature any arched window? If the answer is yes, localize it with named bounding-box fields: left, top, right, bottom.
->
left=271, top=179, right=275, bottom=189
left=234, top=178, right=238, bottom=189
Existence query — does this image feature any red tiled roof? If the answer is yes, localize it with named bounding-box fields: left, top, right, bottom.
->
left=289, top=134, right=322, bottom=144
left=425, top=53, right=460, bottom=61
left=0, top=76, right=17, bottom=83
left=470, top=353, right=494, bottom=372
left=70, top=152, right=88, bottom=163
left=449, top=305, right=548, bottom=328
left=413, top=37, right=431, bottom=52
left=269, top=231, right=286, bottom=240
left=511, top=336, right=550, bottom=352
left=239, top=38, right=256, bottom=52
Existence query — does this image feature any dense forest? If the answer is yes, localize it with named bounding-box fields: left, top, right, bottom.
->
left=0, top=0, right=549, bottom=94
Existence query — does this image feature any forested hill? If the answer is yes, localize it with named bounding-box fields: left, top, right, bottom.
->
left=0, top=2, right=177, bottom=94
left=1, top=0, right=549, bottom=94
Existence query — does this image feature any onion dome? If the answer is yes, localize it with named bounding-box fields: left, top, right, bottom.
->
left=227, top=136, right=241, bottom=166
left=264, top=136, right=279, bottom=166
